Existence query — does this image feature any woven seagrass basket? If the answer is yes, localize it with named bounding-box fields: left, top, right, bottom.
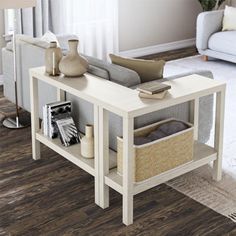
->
left=117, top=118, right=194, bottom=182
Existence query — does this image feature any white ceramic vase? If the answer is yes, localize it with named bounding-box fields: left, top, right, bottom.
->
left=45, top=41, right=62, bottom=76
left=59, top=39, right=89, bottom=77
left=81, top=125, right=94, bottom=159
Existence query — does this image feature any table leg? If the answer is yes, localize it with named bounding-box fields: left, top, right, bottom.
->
left=190, top=98, right=199, bottom=140
left=213, top=89, right=226, bottom=181
left=30, top=75, right=41, bottom=160
left=122, top=117, right=134, bottom=226
left=98, top=107, right=109, bottom=208
left=57, top=88, right=65, bottom=101
left=94, top=105, right=100, bottom=206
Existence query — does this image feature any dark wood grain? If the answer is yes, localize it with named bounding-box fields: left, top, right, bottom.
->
left=1, top=48, right=236, bottom=235
left=138, top=46, right=198, bottom=61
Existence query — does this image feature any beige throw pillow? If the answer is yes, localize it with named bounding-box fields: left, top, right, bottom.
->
left=109, top=54, right=165, bottom=83
left=222, top=6, right=236, bottom=31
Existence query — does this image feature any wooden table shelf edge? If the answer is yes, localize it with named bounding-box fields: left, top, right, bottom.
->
left=105, top=142, right=217, bottom=195
left=36, top=131, right=117, bottom=177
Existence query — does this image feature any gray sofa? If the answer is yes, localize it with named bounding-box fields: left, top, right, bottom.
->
left=197, top=10, right=236, bottom=63
left=2, top=35, right=214, bottom=151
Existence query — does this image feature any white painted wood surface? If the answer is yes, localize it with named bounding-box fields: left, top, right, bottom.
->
left=98, top=108, right=110, bottom=209
left=30, top=74, right=41, bottom=160
left=94, top=105, right=100, bottom=206
left=30, top=68, right=226, bottom=118
left=213, top=90, right=226, bottom=181
left=36, top=131, right=117, bottom=176
left=105, top=142, right=217, bottom=196
left=190, top=98, right=200, bottom=140
left=57, top=88, right=65, bottom=101
left=122, top=118, right=134, bottom=225
left=30, top=68, right=226, bottom=226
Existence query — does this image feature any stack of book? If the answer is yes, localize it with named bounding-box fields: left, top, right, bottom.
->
left=137, top=81, right=171, bottom=99
left=43, top=101, right=80, bottom=147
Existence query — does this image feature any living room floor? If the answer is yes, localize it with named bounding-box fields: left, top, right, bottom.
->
left=0, top=49, right=236, bottom=235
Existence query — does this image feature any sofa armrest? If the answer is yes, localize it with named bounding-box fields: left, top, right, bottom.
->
left=83, top=54, right=141, bottom=87
left=165, top=70, right=214, bottom=81
left=107, top=64, right=141, bottom=87
left=56, top=34, right=78, bottom=51
left=196, top=10, right=224, bottom=50
left=15, top=34, right=78, bottom=51
left=87, top=65, right=110, bottom=80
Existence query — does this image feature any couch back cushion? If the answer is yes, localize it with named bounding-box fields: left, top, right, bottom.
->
left=223, top=6, right=236, bottom=31
left=109, top=54, right=165, bottom=83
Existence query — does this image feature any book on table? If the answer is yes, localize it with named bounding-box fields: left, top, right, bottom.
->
left=139, top=90, right=168, bottom=99
left=137, top=81, right=171, bottom=95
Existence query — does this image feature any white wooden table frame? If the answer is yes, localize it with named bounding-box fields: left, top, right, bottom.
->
left=29, top=67, right=226, bottom=226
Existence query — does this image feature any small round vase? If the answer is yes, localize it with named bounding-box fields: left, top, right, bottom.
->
left=81, top=125, right=94, bottom=159
left=59, top=39, right=89, bottom=77
left=45, top=41, right=62, bottom=76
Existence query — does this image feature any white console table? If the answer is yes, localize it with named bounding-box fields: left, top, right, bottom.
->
left=30, top=67, right=226, bottom=226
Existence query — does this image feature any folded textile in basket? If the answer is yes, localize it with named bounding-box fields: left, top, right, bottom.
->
left=134, top=121, right=188, bottom=145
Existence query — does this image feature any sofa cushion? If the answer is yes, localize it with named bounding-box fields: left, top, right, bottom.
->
left=222, top=6, right=236, bottom=31
left=208, top=31, right=236, bottom=55
left=109, top=54, right=165, bottom=83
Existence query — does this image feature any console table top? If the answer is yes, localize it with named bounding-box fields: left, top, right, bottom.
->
left=30, top=67, right=226, bottom=118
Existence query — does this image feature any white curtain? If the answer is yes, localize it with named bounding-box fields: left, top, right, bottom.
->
left=55, top=0, right=119, bottom=60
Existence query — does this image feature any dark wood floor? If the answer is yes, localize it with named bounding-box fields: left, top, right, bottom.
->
left=139, top=46, right=198, bottom=61
left=1, top=49, right=236, bottom=235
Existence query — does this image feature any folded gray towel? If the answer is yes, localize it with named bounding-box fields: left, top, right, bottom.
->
left=133, top=120, right=189, bottom=146
left=147, top=130, right=166, bottom=141
left=158, top=121, right=188, bottom=136
left=134, top=136, right=152, bottom=145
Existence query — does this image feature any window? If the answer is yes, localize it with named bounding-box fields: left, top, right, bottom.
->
left=4, top=9, right=15, bottom=34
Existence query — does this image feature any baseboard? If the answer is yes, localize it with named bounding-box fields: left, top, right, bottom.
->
left=119, top=38, right=196, bottom=58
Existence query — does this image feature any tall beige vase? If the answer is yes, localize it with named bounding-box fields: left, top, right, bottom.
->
left=45, top=41, right=62, bottom=76
left=59, top=39, right=89, bottom=77
left=81, top=125, right=94, bottom=159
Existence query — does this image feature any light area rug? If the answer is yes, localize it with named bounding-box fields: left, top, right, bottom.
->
left=164, top=55, right=236, bottom=222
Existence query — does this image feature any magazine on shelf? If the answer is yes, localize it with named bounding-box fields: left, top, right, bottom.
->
left=43, top=101, right=72, bottom=139
left=56, top=117, right=80, bottom=147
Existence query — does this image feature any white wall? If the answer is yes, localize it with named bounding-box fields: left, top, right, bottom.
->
left=118, top=0, right=202, bottom=52
left=0, top=10, right=6, bottom=74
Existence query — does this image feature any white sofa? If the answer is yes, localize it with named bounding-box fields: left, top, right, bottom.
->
left=197, top=10, right=236, bottom=63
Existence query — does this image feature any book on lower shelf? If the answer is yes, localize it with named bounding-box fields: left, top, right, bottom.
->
left=43, top=101, right=70, bottom=138
left=56, top=117, right=80, bottom=147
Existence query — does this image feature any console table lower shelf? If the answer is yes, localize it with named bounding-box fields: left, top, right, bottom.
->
left=105, top=142, right=217, bottom=195
left=36, top=131, right=117, bottom=176
left=37, top=128, right=217, bottom=198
